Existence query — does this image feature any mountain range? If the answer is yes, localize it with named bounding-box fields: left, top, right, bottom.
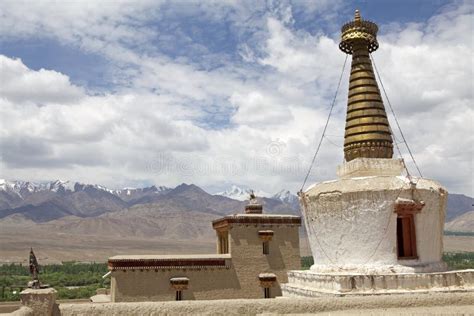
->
left=0, top=179, right=472, bottom=231
left=0, top=180, right=300, bottom=223
left=0, top=179, right=472, bottom=263
left=0, top=180, right=302, bottom=262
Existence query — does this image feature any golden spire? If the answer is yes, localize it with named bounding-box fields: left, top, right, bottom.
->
left=354, top=9, right=361, bottom=22
left=339, top=10, right=393, bottom=161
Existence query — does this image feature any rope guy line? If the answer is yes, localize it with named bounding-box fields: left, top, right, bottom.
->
left=370, top=53, right=423, bottom=178
left=299, top=54, right=348, bottom=193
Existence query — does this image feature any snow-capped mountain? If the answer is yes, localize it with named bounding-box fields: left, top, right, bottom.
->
left=215, top=185, right=298, bottom=204
left=0, top=179, right=171, bottom=200
left=272, top=190, right=299, bottom=205
left=73, top=182, right=116, bottom=194
left=112, top=185, right=171, bottom=202
left=0, top=179, right=134, bottom=197
left=215, top=185, right=271, bottom=201
left=0, top=179, right=75, bottom=197
left=1, top=179, right=471, bottom=232
left=2, top=180, right=294, bottom=205
left=47, top=180, right=76, bottom=192
left=0, top=179, right=174, bottom=213
left=113, top=186, right=170, bottom=196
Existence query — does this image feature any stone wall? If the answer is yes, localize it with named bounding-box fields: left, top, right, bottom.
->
left=230, top=225, right=300, bottom=298
left=56, top=292, right=474, bottom=316
left=112, top=267, right=240, bottom=302
left=110, top=224, right=300, bottom=301
left=18, top=288, right=59, bottom=316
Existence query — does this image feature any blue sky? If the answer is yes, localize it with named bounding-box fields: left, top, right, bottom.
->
left=0, top=0, right=453, bottom=91
left=0, top=0, right=472, bottom=195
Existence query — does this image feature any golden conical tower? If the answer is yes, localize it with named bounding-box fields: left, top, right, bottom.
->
left=339, top=10, right=393, bottom=161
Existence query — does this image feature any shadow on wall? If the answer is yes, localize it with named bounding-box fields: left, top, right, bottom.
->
left=185, top=267, right=241, bottom=293
left=266, top=241, right=285, bottom=270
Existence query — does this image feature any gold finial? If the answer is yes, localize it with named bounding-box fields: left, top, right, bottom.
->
left=354, top=9, right=361, bottom=22
left=339, top=10, right=378, bottom=54
left=338, top=11, right=393, bottom=161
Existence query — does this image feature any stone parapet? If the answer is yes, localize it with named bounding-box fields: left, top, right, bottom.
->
left=309, top=261, right=448, bottom=275
left=212, top=214, right=301, bottom=230
left=20, top=288, right=58, bottom=316
left=57, top=293, right=474, bottom=315
left=336, top=158, right=404, bottom=178
left=108, top=254, right=231, bottom=271
left=282, top=269, right=474, bottom=296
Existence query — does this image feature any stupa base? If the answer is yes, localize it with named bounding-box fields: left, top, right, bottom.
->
left=309, top=261, right=448, bottom=274
left=281, top=269, right=474, bottom=297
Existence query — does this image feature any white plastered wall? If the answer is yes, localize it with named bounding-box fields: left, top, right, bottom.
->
left=302, top=173, right=447, bottom=274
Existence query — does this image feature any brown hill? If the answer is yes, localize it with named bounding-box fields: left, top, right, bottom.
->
left=40, top=205, right=219, bottom=240
left=445, top=211, right=474, bottom=233
left=446, top=194, right=474, bottom=221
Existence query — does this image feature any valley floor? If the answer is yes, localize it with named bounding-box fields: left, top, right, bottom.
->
left=1, top=225, right=473, bottom=263
left=0, top=226, right=215, bottom=264
left=443, top=236, right=474, bottom=253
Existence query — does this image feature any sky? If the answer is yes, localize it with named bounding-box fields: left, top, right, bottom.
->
left=0, top=0, right=472, bottom=196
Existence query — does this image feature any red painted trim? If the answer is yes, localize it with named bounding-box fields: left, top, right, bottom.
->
left=212, top=216, right=301, bottom=229
left=109, top=258, right=228, bottom=270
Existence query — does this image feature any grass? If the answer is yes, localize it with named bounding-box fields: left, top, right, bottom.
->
left=442, top=252, right=474, bottom=270
left=301, top=256, right=314, bottom=270
left=0, top=262, right=108, bottom=302
left=1, top=253, right=472, bottom=301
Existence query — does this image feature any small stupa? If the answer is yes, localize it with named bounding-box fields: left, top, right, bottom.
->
left=282, top=10, right=474, bottom=296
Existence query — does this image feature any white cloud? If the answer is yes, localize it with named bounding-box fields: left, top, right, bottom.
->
left=230, top=91, right=293, bottom=126
left=0, top=56, right=211, bottom=174
left=0, top=1, right=472, bottom=197
left=0, top=56, right=84, bottom=104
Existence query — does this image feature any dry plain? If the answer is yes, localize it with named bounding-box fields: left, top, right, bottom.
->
left=1, top=224, right=472, bottom=264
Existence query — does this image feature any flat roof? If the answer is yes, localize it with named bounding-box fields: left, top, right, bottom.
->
left=109, top=254, right=231, bottom=261
left=108, top=254, right=232, bottom=270
left=212, top=213, right=301, bottom=229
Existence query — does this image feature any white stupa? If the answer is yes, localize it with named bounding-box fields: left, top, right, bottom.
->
left=282, top=10, right=474, bottom=296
